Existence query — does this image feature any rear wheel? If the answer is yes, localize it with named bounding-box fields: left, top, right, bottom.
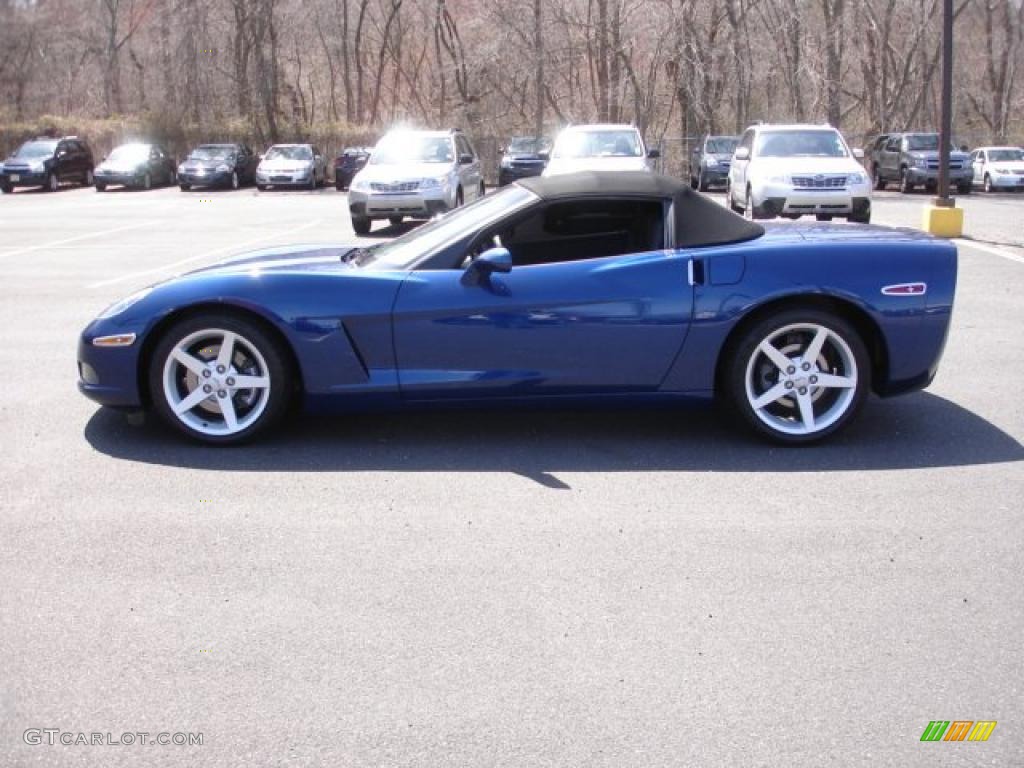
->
left=1, top=184, right=12, bottom=194
left=728, top=182, right=743, bottom=213
left=352, top=215, right=371, bottom=235
left=95, top=182, right=106, bottom=192
left=231, top=171, right=239, bottom=190
left=388, top=216, right=403, bottom=227
left=179, top=183, right=190, bottom=191
left=957, top=182, right=971, bottom=195
left=815, top=214, right=833, bottom=222
left=479, top=181, right=486, bottom=199
left=725, top=308, right=870, bottom=444
left=142, top=172, right=152, bottom=190
left=872, top=166, right=886, bottom=190
left=83, top=169, right=94, bottom=187
left=849, top=209, right=871, bottom=224
left=455, top=187, right=464, bottom=208
left=697, top=172, right=708, bottom=192
left=899, top=167, right=913, bottom=193
left=149, top=315, right=293, bottom=445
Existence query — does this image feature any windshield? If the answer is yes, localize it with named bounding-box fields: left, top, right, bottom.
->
left=370, top=134, right=454, bottom=165
left=108, top=145, right=151, bottom=164
left=706, top=137, right=738, bottom=154
left=508, top=137, right=549, bottom=154
left=359, top=186, right=536, bottom=270
left=552, top=129, right=643, bottom=159
left=755, top=130, right=849, bottom=158
left=264, top=146, right=312, bottom=161
left=988, top=149, right=1024, bottom=162
left=905, top=135, right=956, bottom=152
left=14, top=140, right=58, bottom=159
left=189, top=145, right=234, bottom=161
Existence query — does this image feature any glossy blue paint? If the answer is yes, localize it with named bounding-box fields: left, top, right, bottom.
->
left=78, top=220, right=956, bottom=415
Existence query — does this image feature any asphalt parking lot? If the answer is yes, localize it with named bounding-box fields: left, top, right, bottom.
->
left=1, top=182, right=1022, bottom=767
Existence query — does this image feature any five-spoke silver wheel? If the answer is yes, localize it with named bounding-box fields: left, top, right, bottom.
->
left=727, top=309, right=869, bottom=443
left=150, top=315, right=291, bottom=443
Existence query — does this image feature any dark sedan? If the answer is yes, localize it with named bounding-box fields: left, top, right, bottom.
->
left=177, top=144, right=258, bottom=190
left=94, top=143, right=176, bottom=191
left=498, top=136, right=551, bottom=186
left=334, top=147, right=371, bottom=191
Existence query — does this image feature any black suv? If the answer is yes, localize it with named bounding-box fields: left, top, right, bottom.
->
left=1, top=136, right=95, bottom=193
left=868, top=132, right=972, bottom=193
left=334, top=147, right=371, bottom=191
left=498, top=136, right=551, bottom=186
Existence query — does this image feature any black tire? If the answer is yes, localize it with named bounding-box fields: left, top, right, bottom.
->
left=148, top=313, right=294, bottom=445
left=352, top=215, right=371, bottom=235
left=388, top=216, right=403, bottom=227
left=256, top=183, right=267, bottom=191
left=309, top=171, right=317, bottom=191
left=142, top=172, right=152, bottom=190
left=957, top=182, right=971, bottom=195
left=697, top=173, right=708, bottom=192
left=849, top=209, right=871, bottom=224
left=815, top=214, right=833, bottom=222
left=95, top=183, right=106, bottom=192
left=724, top=308, right=870, bottom=444
left=83, top=169, right=94, bottom=187
left=872, top=166, right=886, bottom=191
left=727, top=182, right=743, bottom=214
left=479, top=181, right=486, bottom=198
left=983, top=174, right=992, bottom=193
left=231, top=171, right=239, bottom=190
left=690, top=175, right=699, bottom=190
left=179, top=183, right=190, bottom=191
left=899, top=167, right=913, bottom=194
left=45, top=172, right=59, bottom=192
left=455, top=187, right=464, bottom=207
left=335, top=180, right=345, bottom=191
left=0, top=184, right=12, bottom=194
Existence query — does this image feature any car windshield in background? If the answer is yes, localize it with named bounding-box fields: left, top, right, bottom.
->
left=989, top=149, right=1024, bottom=162
left=265, top=146, right=312, bottom=161
left=359, top=186, right=536, bottom=270
left=14, top=141, right=58, bottom=159
left=706, top=137, right=738, bottom=154
left=509, top=137, right=549, bottom=154
left=756, top=130, right=848, bottom=158
left=552, top=130, right=642, bottom=159
left=905, top=135, right=956, bottom=152
left=370, top=136, right=453, bottom=165
left=190, top=146, right=233, bottom=161
left=107, top=145, right=150, bottom=164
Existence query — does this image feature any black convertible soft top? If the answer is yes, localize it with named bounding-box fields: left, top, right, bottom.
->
left=516, top=171, right=764, bottom=248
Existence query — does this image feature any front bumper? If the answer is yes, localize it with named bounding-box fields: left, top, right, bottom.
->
left=179, top=169, right=232, bottom=187
left=498, top=164, right=545, bottom=186
left=698, top=165, right=730, bottom=184
left=77, top=329, right=143, bottom=408
left=753, top=180, right=872, bottom=216
left=1, top=169, right=47, bottom=187
left=256, top=168, right=314, bottom=186
left=987, top=172, right=1024, bottom=189
left=95, top=171, right=143, bottom=187
left=906, top=167, right=972, bottom=184
left=348, top=186, right=453, bottom=219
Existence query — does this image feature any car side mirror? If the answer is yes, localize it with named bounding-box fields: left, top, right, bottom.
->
left=461, top=247, right=512, bottom=287
left=734, top=147, right=750, bottom=161
left=459, top=153, right=474, bottom=165
left=647, top=148, right=661, bottom=159
left=853, top=148, right=865, bottom=160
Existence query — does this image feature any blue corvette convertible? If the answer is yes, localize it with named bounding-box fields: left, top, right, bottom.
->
left=78, top=172, right=957, bottom=444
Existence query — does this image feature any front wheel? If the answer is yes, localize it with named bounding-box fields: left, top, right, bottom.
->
left=45, top=172, right=59, bottom=192
left=84, top=169, right=94, bottom=187
left=142, top=172, right=152, bottom=190
left=95, top=182, right=106, bottom=192
left=872, top=166, right=886, bottom=191
left=352, top=215, right=371, bottom=235
left=725, top=309, right=870, bottom=444
left=179, top=183, right=190, bottom=191
left=983, top=174, right=992, bottom=193
left=231, top=171, right=239, bottom=190
left=149, top=315, right=293, bottom=444
left=388, top=215, right=403, bottom=227
left=957, top=182, right=971, bottom=195
left=0, top=184, right=12, bottom=194
left=899, top=168, right=913, bottom=194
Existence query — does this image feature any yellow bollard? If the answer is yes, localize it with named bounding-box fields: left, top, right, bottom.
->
left=921, top=203, right=964, bottom=238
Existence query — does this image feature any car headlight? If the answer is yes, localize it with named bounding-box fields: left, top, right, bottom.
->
left=96, top=287, right=153, bottom=320
left=177, top=164, right=186, bottom=174
left=847, top=172, right=865, bottom=184
left=705, top=157, right=718, bottom=167
left=30, top=161, right=46, bottom=173
left=420, top=176, right=449, bottom=190
left=217, top=163, right=231, bottom=173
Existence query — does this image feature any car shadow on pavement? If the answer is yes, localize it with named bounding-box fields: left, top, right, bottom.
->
left=83, top=391, right=1023, bottom=487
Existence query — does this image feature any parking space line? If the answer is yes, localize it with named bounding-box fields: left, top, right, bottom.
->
left=88, top=218, right=325, bottom=289
left=0, top=222, right=157, bottom=262
left=954, top=238, right=1024, bottom=265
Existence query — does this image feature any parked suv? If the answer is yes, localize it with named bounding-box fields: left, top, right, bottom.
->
left=498, top=136, right=550, bottom=186
left=0, top=136, right=94, bottom=193
left=969, top=146, right=1024, bottom=192
left=870, top=132, right=972, bottom=193
left=690, top=134, right=739, bottom=191
left=727, top=123, right=871, bottom=222
left=348, top=128, right=485, bottom=235
left=543, top=124, right=658, bottom=176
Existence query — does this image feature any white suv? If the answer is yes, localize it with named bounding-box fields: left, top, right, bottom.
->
left=348, top=129, right=484, bottom=235
left=543, top=124, right=658, bottom=176
left=727, top=124, right=871, bottom=223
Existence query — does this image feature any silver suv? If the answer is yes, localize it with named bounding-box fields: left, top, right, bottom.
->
left=348, top=129, right=485, bottom=235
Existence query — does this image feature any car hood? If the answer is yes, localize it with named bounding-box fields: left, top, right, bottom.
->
left=259, top=157, right=311, bottom=170
left=354, top=163, right=454, bottom=182
left=543, top=156, right=650, bottom=176
left=182, top=158, right=231, bottom=169
left=98, top=161, right=144, bottom=173
left=182, top=244, right=358, bottom=279
left=751, top=156, right=865, bottom=175
left=988, top=160, right=1024, bottom=171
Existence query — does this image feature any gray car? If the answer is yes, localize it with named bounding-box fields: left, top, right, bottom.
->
left=255, top=144, right=326, bottom=190
left=690, top=135, right=739, bottom=191
left=871, top=132, right=972, bottom=194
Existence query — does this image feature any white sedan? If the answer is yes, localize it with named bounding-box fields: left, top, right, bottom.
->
left=970, top=146, right=1024, bottom=192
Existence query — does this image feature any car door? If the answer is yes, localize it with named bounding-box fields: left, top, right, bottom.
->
left=881, top=136, right=901, bottom=179
left=971, top=150, right=985, bottom=183
left=391, top=198, right=691, bottom=399
left=730, top=129, right=754, bottom=203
